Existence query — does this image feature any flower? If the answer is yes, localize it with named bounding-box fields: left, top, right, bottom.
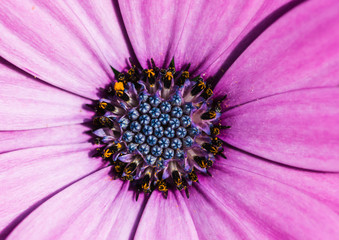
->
left=0, top=0, right=339, bottom=239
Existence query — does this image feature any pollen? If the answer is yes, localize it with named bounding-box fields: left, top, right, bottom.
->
left=90, top=58, right=228, bottom=199
left=114, top=81, right=125, bottom=94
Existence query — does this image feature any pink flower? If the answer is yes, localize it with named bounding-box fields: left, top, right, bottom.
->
left=1, top=0, right=339, bottom=239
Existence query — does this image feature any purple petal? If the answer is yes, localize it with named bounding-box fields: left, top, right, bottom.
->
left=220, top=149, right=339, bottom=213
left=63, top=0, right=132, bottom=69
left=220, top=88, right=339, bottom=171
left=214, top=0, right=339, bottom=107
left=118, top=0, right=191, bottom=67
left=0, top=143, right=103, bottom=231
left=184, top=184, right=258, bottom=239
left=134, top=191, right=199, bottom=239
left=175, top=0, right=290, bottom=72
left=0, top=60, right=92, bottom=130
left=0, top=1, right=130, bottom=98
left=189, top=149, right=339, bottom=239
left=119, top=1, right=290, bottom=70
left=0, top=124, right=90, bottom=154
left=6, top=168, right=145, bottom=239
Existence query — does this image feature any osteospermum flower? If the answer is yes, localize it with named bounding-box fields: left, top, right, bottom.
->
left=1, top=0, right=339, bottom=239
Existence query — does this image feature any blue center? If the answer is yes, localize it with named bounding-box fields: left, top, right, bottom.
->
left=120, top=93, right=195, bottom=167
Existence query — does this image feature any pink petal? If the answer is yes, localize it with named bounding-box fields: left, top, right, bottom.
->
left=63, top=0, right=133, bottom=69
left=220, top=88, right=339, bottom=171
left=191, top=149, right=339, bottom=239
left=220, top=149, right=339, bottom=213
left=134, top=191, right=199, bottom=239
left=175, top=0, right=290, bottom=73
left=214, top=0, right=339, bottom=107
left=0, top=0, right=130, bottom=99
left=7, top=168, right=145, bottom=240
left=0, top=124, right=90, bottom=154
left=184, top=184, right=260, bottom=239
left=0, top=143, right=103, bottom=231
left=119, top=0, right=290, bottom=70
left=0, top=60, right=92, bottom=130
left=118, top=0, right=191, bottom=68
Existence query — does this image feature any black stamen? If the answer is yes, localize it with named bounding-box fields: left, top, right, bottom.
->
left=194, top=156, right=208, bottom=168
left=201, top=84, right=213, bottom=100
left=201, top=111, right=216, bottom=120
left=141, top=174, right=151, bottom=193
left=169, top=57, right=176, bottom=73
left=191, top=79, right=205, bottom=96
left=119, top=92, right=130, bottom=102
left=110, top=65, right=121, bottom=78
left=202, top=143, right=218, bottom=155
left=124, top=162, right=137, bottom=175
left=184, top=63, right=191, bottom=71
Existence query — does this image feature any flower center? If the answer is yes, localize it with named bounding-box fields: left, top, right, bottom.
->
left=90, top=58, right=228, bottom=199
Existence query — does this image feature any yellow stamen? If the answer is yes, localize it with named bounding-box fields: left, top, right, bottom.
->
left=210, top=146, right=218, bottom=155
left=188, top=170, right=198, bottom=182
left=115, top=165, right=122, bottom=172
left=199, top=160, right=208, bottom=168
left=142, top=182, right=150, bottom=191
left=103, top=149, right=113, bottom=158
left=122, top=175, right=133, bottom=181
left=209, top=111, right=216, bottom=119
left=211, top=127, right=220, bottom=136
left=198, top=80, right=206, bottom=89
left=165, top=71, right=173, bottom=81
left=157, top=180, right=168, bottom=192
left=174, top=178, right=182, bottom=187
left=127, top=68, right=135, bottom=75
left=99, top=102, right=107, bottom=109
left=205, top=88, right=213, bottom=96
left=146, top=69, right=155, bottom=78
left=207, top=159, right=213, bottom=167
left=182, top=71, right=189, bottom=79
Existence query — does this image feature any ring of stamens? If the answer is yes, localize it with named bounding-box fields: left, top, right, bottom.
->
left=90, top=58, right=228, bottom=199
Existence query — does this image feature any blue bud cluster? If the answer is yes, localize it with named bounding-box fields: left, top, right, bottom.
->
left=120, top=93, right=198, bottom=166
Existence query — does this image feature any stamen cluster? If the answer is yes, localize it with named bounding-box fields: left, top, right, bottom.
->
left=90, top=58, right=228, bottom=198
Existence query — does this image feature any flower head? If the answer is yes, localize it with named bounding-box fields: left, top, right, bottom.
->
left=0, top=0, right=339, bottom=239
left=90, top=58, right=227, bottom=198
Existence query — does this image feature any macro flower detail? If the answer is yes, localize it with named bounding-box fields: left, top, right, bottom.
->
left=91, top=59, right=227, bottom=197
left=1, top=0, right=339, bottom=239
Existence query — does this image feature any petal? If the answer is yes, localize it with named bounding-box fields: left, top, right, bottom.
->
left=184, top=183, right=261, bottom=239
left=220, top=88, right=339, bottom=171
left=214, top=0, right=339, bottom=107
left=0, top=0, right=129, bottom=98
left=118, top=0, right=191, bottom=68
left=0, top=143, right=102, bottom=231
left=0, top=60, right=91, bottom=130
left=134, top=191, right=199, bottom=240
left=119, top=0, right=291, bottom=70
left=119, top=0, right=295, bottom=71
left=6, top=168, right=146, bottom=240
left=175, top=0, right=291, bottom=73
left=0, top=124, right=90, bottom=154
left=63, top=0, right=133, bottom=69
left=219, top=149, right=339, bottom=213
left=192, top=149, right=339, bottom=239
